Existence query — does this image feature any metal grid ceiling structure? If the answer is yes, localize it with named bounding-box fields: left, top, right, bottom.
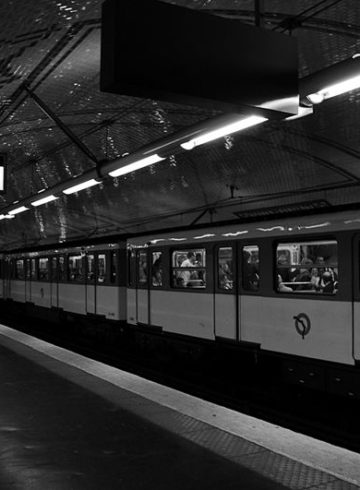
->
left=1, top=0, right=360, bottom=249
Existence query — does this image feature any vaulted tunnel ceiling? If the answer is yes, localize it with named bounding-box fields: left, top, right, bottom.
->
left=1, top=0, right=360, bottom=250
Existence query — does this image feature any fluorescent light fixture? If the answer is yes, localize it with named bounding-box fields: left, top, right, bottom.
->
left=8, top=206, right=29, bottom=215
left=108, top=154, right=165, bottom=178
left=302, top=54, right=360, bottom=105
left=0, top=214, right=14, bottom=220
left=307, top=75, right=360, bottom=104
left=31, top=194, right=58, bottom=207
left=63, top=179, right=100, bottom=195
left=180, top=115, right=268, bottom=150
left=0, top=166, right=4, bottom=192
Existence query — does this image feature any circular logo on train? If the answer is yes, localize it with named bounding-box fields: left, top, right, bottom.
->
left=293, top=313, right=311, bottom=339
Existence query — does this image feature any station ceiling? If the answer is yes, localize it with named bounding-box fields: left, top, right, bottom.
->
left=0, top=0, right=359, bottom=250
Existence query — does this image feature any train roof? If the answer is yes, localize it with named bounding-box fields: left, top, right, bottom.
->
left=127, top=209, right=360, bottom=248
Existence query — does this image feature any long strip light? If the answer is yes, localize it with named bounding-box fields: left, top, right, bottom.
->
left=0, top=214, right=14, bottom=220
left=31, top=194, right=58, bottom=207
left=0, top=166, right=4, bottom=192
left=8, top=206, right=29, bottom=215
left=180, top=115, right=268, bottom=150
left=307, top=74, right=360, bottom=104
left=63, top=179, right=100, bottom=195
left=108, top=154, right=165, bottom=178
left=301, top=54, right=360, bottom=106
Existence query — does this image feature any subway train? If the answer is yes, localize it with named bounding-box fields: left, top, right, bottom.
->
left=1, top=207, right=360, bottom=398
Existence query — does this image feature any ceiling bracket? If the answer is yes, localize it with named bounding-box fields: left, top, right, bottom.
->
left=190, top=207, right=216, bottom=227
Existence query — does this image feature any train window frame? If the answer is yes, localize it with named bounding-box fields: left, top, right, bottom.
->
left=96, top=252, right=108, bottom=285
left=68, top=253, right=85, bottom=283
left=275, top=239, right=339, bottom=296
left=86, top=253, right=96, bottom=283
left=170, top=247, right=207, bottom=290
left=50, top=256, right=58, bottom=282
left=137, top=249, right=149, bottom=289
left=109, top=250, right=118, bottom=285
left=15, top=259, right=25, bottom=280
left=58, top=255, right=67, bottom=283
left=38, top=257, right=50, bottom=282
left=30, top=257, right=38, bottom=281
left=127, top=248, right=136, bottom=287
left=241, top=244, right=260, bottom=293
left=215, top=244, right=235, bottom=294
left=150, top=250, right=164, bottom=288
left=25, top=258, right=31, bottom=280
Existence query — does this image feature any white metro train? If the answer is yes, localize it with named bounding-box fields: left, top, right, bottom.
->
left=1, top=208, right=360, bottom=398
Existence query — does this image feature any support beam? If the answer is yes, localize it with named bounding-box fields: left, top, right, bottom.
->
left=254, top=0, right=264, bottom=28
left=23, top=84, right=100, bottom=167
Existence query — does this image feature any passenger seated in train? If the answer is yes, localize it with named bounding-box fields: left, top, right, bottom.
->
left=292, top=258, right=313, bottom=290
left=310, top=267, right=321, bottom=290
left=243, top=251, right=259, bottom=291
left=277, top=254, right=292, bottom=282
left=195, top=252, right=204, bottom=281
left=152, top=258, right=163, bottom=287
left=219, top=262, right=233, bottom=290
left=321, top=271, right=337, bottom=294
left=277, top=274, right=293, bottom=292
left=178, top=251, right=198, bottom=287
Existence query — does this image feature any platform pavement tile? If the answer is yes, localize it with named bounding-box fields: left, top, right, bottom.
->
left=229, top=451, right=352, bottom=490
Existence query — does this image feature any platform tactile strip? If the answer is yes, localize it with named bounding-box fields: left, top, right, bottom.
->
left=134, top=406, right=360, bottom=490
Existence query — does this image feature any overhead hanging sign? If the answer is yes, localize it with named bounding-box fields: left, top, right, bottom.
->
left=100, top=0, right=299, bottom=115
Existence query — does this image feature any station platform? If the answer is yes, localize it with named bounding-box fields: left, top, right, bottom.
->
left=0, top=324, right=359, bottom=490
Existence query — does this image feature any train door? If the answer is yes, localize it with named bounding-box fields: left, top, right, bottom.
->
left=239, top=243, right=260, bottom=342
left=86, top=253, right=96, bottom=314
left=136, top=249, right=150, bottom=324
left=214, top=244, right=237, bottom=340
left=50, top=256, right=59, bottom=308
left=148, top=249, right=165, bottom=327
left=127, top=248, right=137, bottom=324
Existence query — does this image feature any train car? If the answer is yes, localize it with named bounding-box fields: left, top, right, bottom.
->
left=2, top=208, right=360, bottom=397
left=4, top=243, right=127, bottom=322
left=126, top=209, right=360, bottom=398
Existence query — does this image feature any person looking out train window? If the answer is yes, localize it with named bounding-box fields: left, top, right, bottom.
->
left=179, top=251, right=196, bottom=286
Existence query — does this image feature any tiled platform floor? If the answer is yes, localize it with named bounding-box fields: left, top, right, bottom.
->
left=0, top=324, right=359, bottom=490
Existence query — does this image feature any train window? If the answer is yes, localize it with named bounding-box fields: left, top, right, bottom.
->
left=87, top=254, right=95, bottom=282
left=97, top=254, right=106, bottom=283
left=171, top=249, right=206, bottom=288
left=39, top=258, right=49, bottom=281
left=68, top=254, right=84, bottom=282
left=51, top=257, right=58, bottom=281
left=128, top=249, right=136, bottom=286
left=242, top=245, right=260, bottom=291
left=15, top=259, right=25, bottom=280
left=276, top=240, right=338, bottom=294
left=218, top=247, right=233, bottom=290
left=31, top=258, right=37, bottom=280
left=110, top=251, right=117, bottom=283
left=58, top=256, right=66, bottom=281
left=25, top=259, right=31, bottom=280
left=138, top=251, right=148, bottom=285
left=151, top=252, right=163, bottom=287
